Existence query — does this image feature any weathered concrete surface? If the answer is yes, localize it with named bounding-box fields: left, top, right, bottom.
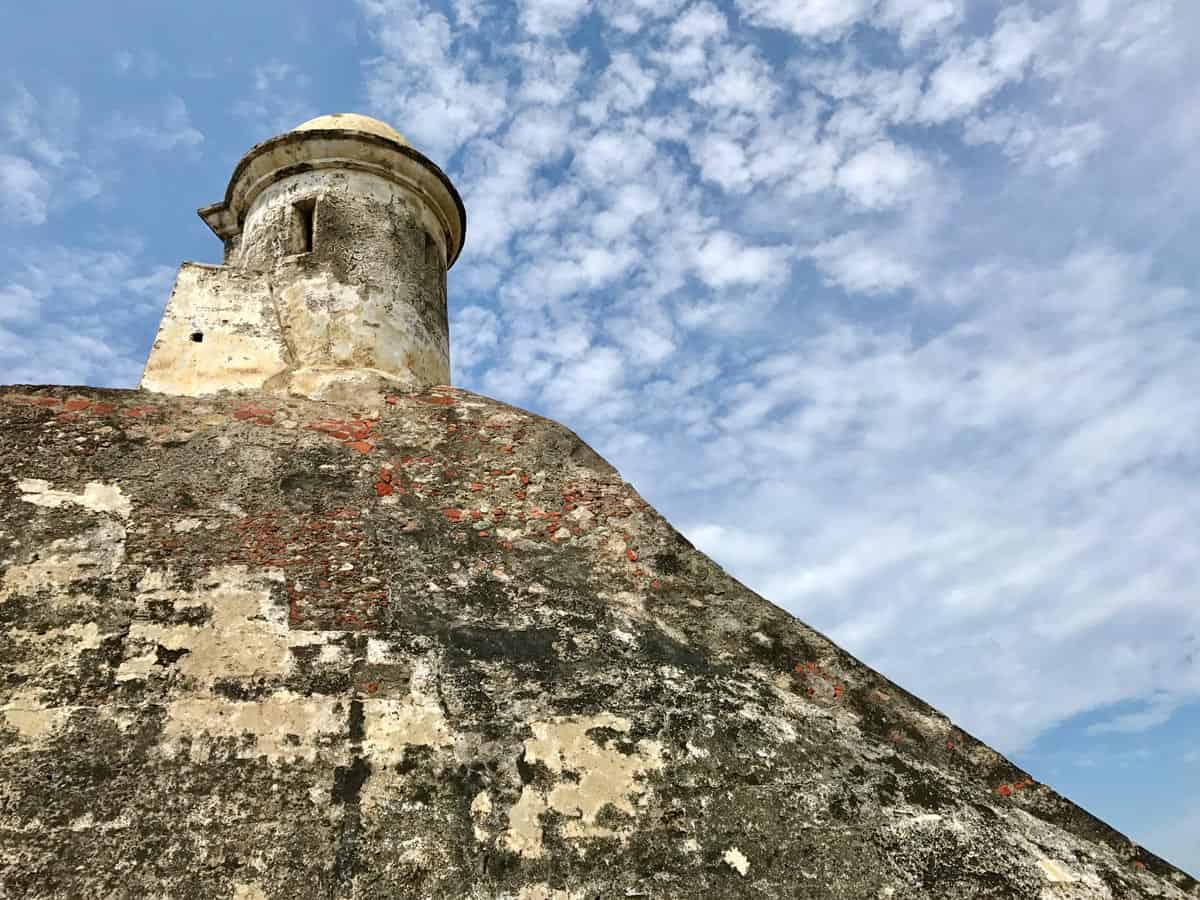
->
left=1, top=384, right=1195, bottom=899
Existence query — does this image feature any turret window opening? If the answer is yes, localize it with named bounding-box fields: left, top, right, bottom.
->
left=292, top=198, right=317, bottom=254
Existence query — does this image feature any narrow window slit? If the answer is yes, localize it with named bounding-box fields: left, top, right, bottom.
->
left=293, top=198, right=317, bottom=254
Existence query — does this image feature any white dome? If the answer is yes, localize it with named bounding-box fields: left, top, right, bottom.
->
left=292, top=113, right=409, bottom=148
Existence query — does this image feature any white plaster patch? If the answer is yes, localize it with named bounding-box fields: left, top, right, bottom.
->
left=503, top=712, right=665, bottom=858
left=505, top=788, right=550, bottom=859
left=685, top=741, right=710, bottom=759
left=366, top=638, right=396, bottom=664
left=653, top=616, right=689, bottom=646
left=610, top=591, right=646, bottom=616
left=117, top=566, right=291, bottom=683
left=317, top=643, right=345, bottom=665
left=472, top=791, right=493, bottom=816
left=517, top=885, right=578, bottom=900
left=1, top=622, right=111, bottom=707
left=17, top=478, right=132, bottom=519
left=1, top=688, right=73, bottom=741
left=116, top=566, right=365, bottom=764
left=724, top=846, right=750, bottom=876
left=161, top=691, right=344, bottom=763
left=1037, top=858, right=1080, bottom=883
left=232, top=883, right=271, bottom=900
left=1, top=520, right=126, bottom=603
left=362, top=661, right=455, bottom=766
left=471, top=790, right=493, bottom=841
left=566, top=506, right=594, bottom=526
left=890, top=813, right=944, bottom=831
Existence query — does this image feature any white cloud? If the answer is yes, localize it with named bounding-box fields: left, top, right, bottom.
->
left=574, top=131, right=658, bottom=185
left=0, top=155, right=51, bottom=225
left=0, top=285, right=39, bottom=322
left=736, top=0, right=876, bottom=41
left=580, top=53, right=659, bottom=124
left=517, top=0, right=592, bottom=36
left=591, top=183, right=660, bottom=240
left=835, top=140, right=929, bottom=209
left=360, top=0, right=510, bottom=157
left=106, top=96, right=204, bottom=151
left=687, top=522, right=783, bottom=569
left=918, top=5, right=1058, bottom=123
left=540, top=344, right=628, bottom=417
left=691, top=231, right=789, bottom=288
left=654, top=2, right=728, bottom=82
left=452, top=0, right=495, bottom=28
left=811, top=230, right=917, bottom=294
left=1086, top=694, right=1185, bottom=736
left=233, top=62, right=316, bottom=136
left=0, top=245, right=168, bottom=387
left=965, top=113, right=1107, bottom=170
left=0, top=83, right=104, bottom=221
left=450, top=304, right=500, bottom=375
left=689, top=46, right=778, bottom=116
left=597, top=0, right=686, bottom=32
left=3, top=84, right=80, bottom=168
left=875, top=0, right=961, bottom=48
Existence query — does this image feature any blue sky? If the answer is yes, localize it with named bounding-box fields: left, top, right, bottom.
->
left=2, top=0, right=1197, bottom=875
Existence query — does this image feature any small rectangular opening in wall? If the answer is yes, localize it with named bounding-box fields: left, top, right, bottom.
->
left=292, top=198, right=317, bottom=254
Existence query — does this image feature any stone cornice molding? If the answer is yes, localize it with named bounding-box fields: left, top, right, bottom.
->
left=198, top=129, right=466, bottom=268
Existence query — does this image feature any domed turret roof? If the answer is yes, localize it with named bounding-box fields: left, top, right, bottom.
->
left=292, top=113, right=409, bottom=147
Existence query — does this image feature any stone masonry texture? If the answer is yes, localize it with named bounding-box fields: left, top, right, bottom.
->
left=0, top=383, right=1196, bottom=899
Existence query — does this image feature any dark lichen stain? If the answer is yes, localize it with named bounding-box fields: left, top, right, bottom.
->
left=332, top=755, right=371, bottom=806
left=446, top=626, right=557, bottom=663
left=154, top=644, right=190, bottom=667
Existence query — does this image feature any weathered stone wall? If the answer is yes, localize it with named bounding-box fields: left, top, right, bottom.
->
left=140, top=263, right=290, bottom=396
left=239, top=170, right=450, bottom=389
left=1, top=385, right=1196, bottom=899
left=145, top=169, right=452, bottom=399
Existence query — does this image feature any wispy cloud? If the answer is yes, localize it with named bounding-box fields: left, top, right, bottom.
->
left=233, top=62, right=317, bottom=136
left=0, top=243, right=167, bottom=386
left=0, top=83, right=100, bottom=223
left=105, top=96, right=203, bottom=152
left=0, top=154, right=51, bottom=225
left=1087, top=694, right=1187, bottom=737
